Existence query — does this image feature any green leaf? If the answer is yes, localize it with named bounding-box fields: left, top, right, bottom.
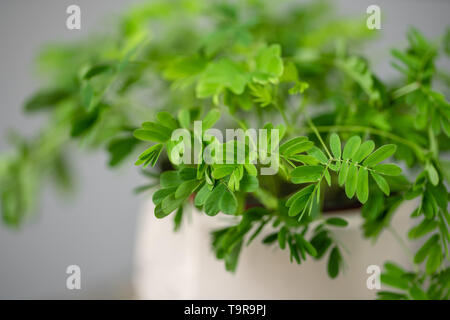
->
left=156, top=111, right=179, bottom=130
left=219, top=189, right=238, bottom=215
left=441, top=118, right=450, bottom=137
left=212, top=165, right=235, bottom=179
left=240, top=174, right=259, bottom=192
left=296, top=234, right=317, bottom=257
left=204, top=184, right=226, bottom=216
left=308, top=147, right=328, bottom=164
left=152, top=187, right=176, bottom=206
left=194, top=183, right=212, bottom=206
left=288, top=239, right=301, bottom=264
left=336, top=56, right=381, bottom=102
left=343, top=136, right=361, bottom=160
left=384, top=262, right=405, bottom=276
left=352, top=140, right=375, bottom=163
left=329, top=161, right=340, bottom=172
left=70, top=108, right=100, bottom=137
left=142, top=121, right=173, bottom=135
left=175, top=180, right=200, bottom=199
left=363, top=144, right=397, bottom=167
left=345, top=164, right=358, bottom=198
left=225, top=241, right=243, bottom=272
left=327, top=246, right=341, bottom=278
left=163, top=55, right=206, bottom=80
left=108, top=137, right=139, bottom=167
left=83, top=64, right=113, bottom=79
left=288, top=81, right=309, bottom=95
left=24, top=88, right=71, bottom=112
left=244, top=163, right=257, bottom=176
left=338, top=161, right=349, bottom=186
left=173, top=207, right=183, bottom=232
left=196, top=58, right=249, bottom=98
left=282, top=141, right=314, bottom=157
left=154, top=204, right=170, bottom=219
left=373, top=164, right=402, bottom=176
left=135, top=143, right=163, bottom=167
left=161, top=194, right=185, bottom=217
left=228, top=169, right=241, bottom=192
left=249, top=83, right=272, bottom=107
left=252, top=44, right=284, bottom=84
left=370, top=172, right=390, bottom=196
left=286, top=185, right=315, bottom=207
left=278, top=227, right=287, bottom=249
left=326, top=217, right=348, bottom=227
left=425, top=244, right=442, bottom=274
left=291, top=165, right=324, bottom=184
left=247, top=219, right=269, bottom=246
left=178, top=167, right=197, bottom=181
left=133, top=128, right=170, bottom=143
left=279, top=137, right=308, bottom=154
left=310, top=230, right=333, bottom=259
left=377, top=291, right=408, bottom=300
left=429, top=183, right=448, bottom=212
left=422, top=189, right=438, bottom=219
left=160, top=170, right=182, bottom=188
left=262, top=232, right=278, bottom=245
left=280, top=61, right=298, bottom=82
left=324, top=168, right=331, bottom=186
left=289, top=155, right=320, bottom=165
left=356, top=167, right=369, bottom=203
left=380, top=274, right=409, bottom=290
left=414, top=234, right=439, bottom=264
left=329, top=133, right=341, bottom=159
left=288, top=192, right=311, bottom=217
left=81, top=82, right=93, bottom=109
left=425, top=163, right=439, bottom=186
left=177, top=109, right=191, bottom=129
left=202, top=109, right=221, bottom=131
left=409, top=285, right=428, bottom=300
left=408, top=219, right=438, bottom=239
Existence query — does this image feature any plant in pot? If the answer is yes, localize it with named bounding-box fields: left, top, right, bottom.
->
left=0, top=0, right=449, bottom=299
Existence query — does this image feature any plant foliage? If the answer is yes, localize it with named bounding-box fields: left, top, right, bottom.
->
left=0, top=0, right=448, bottom=299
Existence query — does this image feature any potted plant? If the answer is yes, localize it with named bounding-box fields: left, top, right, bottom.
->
left=0, top=0, right=448, bottom=300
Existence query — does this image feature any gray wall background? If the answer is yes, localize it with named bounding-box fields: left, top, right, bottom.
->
left=0, top=0, right=448, bottom=299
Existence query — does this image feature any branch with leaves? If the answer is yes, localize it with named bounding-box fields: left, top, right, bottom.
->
left=0, top=0, right=448, bottom=299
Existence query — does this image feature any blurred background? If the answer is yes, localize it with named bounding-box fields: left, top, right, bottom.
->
left=0, top=0, right=449, bottom=299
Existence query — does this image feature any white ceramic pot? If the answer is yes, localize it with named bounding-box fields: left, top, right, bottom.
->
left=133, top=198, right=417, bottom=299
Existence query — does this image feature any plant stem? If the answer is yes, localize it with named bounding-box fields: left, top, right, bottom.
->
left=387, top=225, right=418, bottom=272
left=253, top=187, right=278, bottom=210
left=392, top=82, right=420, bottom=99
left=305, top=117, right=333, bottom=159
left=299, top=125, right=426, bottom=160
left=276, top=103, right=291, bottom=128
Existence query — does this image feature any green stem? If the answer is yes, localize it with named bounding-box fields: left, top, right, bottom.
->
left=387, top=225, right=418, bottom=272
left=275, top=103, right=290, bottom=129
left=273, top=85, right=292, bottom=129
left=428, top=125, right=438, bottom=159
left=253, top=187, right=278, bottom=210
left=299, top=125, right=426, bottom=161
left=305, top=117, right=333, bottom=159
left=392, top=82, right=420, bottom=99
